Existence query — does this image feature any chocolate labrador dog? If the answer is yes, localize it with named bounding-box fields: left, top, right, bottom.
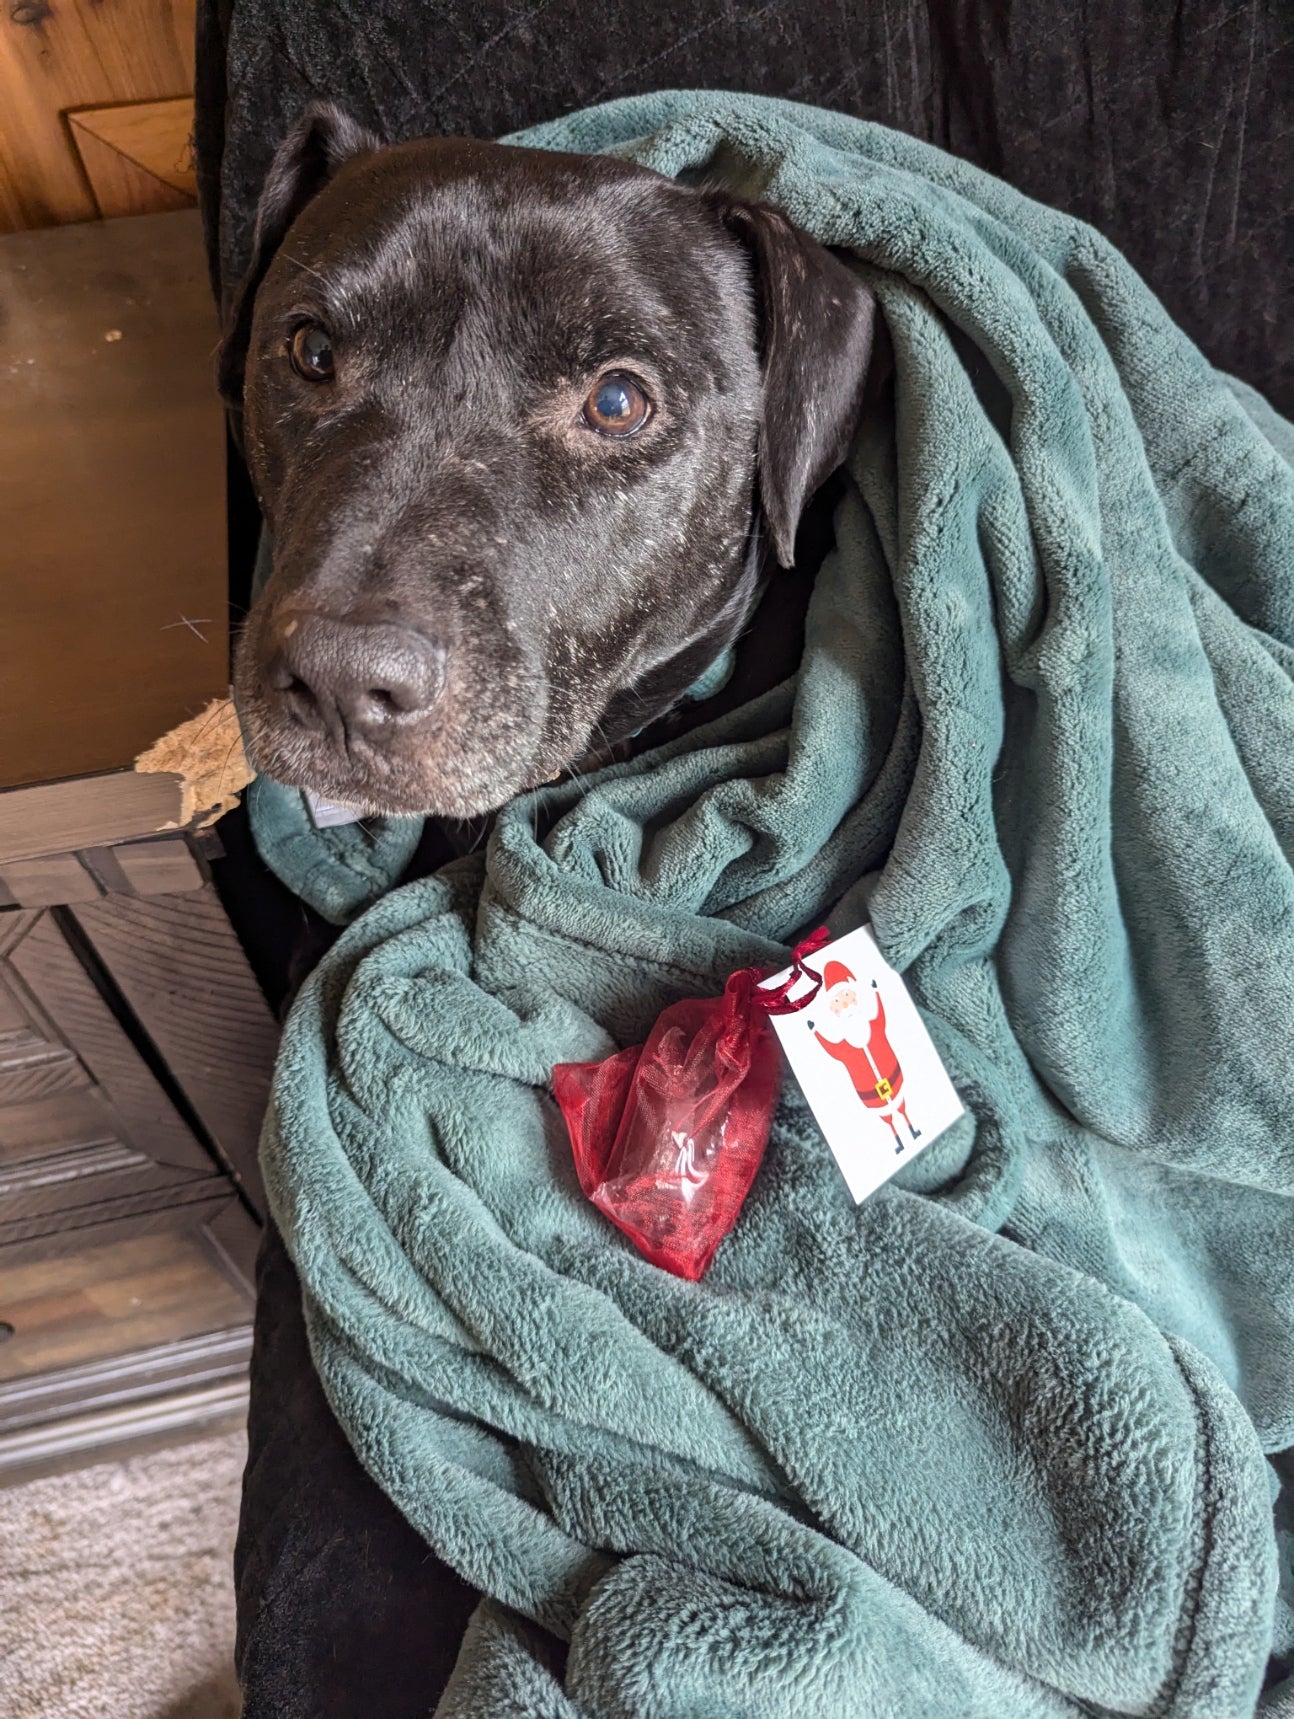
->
left=222, top=105, right=878, bottom=820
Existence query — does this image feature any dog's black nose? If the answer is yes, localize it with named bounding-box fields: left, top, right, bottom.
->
left=267, top=614, right=446, bottom=740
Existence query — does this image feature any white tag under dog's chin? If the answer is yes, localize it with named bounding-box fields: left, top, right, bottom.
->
left=761, top=925, right=964, bottom=1203
left=304, top=790, right=365, bottom=829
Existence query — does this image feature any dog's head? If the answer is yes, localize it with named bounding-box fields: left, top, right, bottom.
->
left=224, top=106, right=877, bottom=818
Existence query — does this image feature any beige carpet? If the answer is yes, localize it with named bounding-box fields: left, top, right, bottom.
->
left=0, top=1428, right=245, bottom=1719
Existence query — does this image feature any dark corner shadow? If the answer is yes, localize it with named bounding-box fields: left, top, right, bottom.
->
left=157, top=1667, right=242, bottom=1719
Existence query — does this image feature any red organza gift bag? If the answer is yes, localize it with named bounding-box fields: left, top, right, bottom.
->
left=552, top=930, right=829, bottom=1280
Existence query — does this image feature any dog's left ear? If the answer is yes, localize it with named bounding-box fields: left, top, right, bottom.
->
left=721, top=202, right=879, bottom=568
left=218, top=102, right=381, bottom=420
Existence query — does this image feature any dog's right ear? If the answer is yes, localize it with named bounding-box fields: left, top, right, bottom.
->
left=717, top=199, right=879, bottom=570
left=218, top=102, right=381, bottom=422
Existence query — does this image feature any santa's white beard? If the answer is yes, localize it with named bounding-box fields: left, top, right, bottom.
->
left=815, top=993, right=879, bottom=1048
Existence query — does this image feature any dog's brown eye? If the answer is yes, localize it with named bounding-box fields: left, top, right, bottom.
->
left=289, top=323, right=335, bottom=382
left=582, top=374, right=650, bottom=437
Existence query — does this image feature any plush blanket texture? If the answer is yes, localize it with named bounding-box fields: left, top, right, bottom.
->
left=259, top=93, right=1294, bottom=1714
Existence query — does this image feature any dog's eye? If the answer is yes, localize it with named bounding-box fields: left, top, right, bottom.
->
left=289, top=323, right=335, bottom=382
left=582, top=374, right=650, bottom=437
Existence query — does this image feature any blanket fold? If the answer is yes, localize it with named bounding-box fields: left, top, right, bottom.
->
left=261, top=93, right=1293, bottom=1713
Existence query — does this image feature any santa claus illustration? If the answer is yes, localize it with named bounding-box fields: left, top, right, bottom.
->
left=807, top=961, right=922, bottom=1153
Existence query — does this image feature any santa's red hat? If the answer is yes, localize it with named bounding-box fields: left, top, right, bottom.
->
left=821, top=961, right=855, bottom=991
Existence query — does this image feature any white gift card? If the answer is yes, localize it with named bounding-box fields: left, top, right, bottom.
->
left=762, top=925, right=963, bottom=1203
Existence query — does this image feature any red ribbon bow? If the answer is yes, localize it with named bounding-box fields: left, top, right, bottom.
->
left=752, top=925, right=833, bottom=1015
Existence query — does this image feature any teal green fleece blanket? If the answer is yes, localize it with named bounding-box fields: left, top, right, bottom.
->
left=259, top=93, right=1294, bottom=1714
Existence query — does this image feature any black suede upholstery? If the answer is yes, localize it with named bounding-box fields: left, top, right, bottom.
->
left=198, top=0, right=1291, bottom=415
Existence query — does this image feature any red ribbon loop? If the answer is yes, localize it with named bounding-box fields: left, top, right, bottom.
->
left=753, top=925, right=832, bottom=1017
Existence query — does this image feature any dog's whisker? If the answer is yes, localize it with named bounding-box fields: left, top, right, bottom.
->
left=281, top=251, right=329, bottom=284
left=162, top=616, right=214, bottom=643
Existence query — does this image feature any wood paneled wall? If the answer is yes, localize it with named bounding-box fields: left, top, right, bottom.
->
left=0, top=0, right=197, bottom=232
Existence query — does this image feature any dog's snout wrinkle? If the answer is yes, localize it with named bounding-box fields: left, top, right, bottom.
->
left=268, top=613, right=447, bottom=746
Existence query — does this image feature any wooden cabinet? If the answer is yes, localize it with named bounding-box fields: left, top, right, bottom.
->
left=0, top=845, right=273, bottom=1478
left=0, top=207, right=276, bottom=1479
left=0, top=210, right=229, bottom=787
